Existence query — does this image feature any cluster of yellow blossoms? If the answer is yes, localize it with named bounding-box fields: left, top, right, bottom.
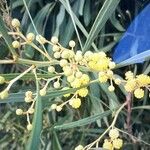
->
left=0, top=18, right=150, bottom=136
left=103, top=128, right=123, bottom=150
left=124, top=71, right=150, bottom=98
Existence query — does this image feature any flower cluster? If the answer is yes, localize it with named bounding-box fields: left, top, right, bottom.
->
left=1, top=18, right=150, bottom=138
left=124, top=71, right=150, bottom=98
left=103, top=128, right=123, bottom=150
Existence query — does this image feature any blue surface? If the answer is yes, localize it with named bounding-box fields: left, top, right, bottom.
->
left=113, top=4, right=150, bottom=63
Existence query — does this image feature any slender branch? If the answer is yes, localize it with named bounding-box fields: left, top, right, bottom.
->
left=6, top=65, right=35, bottom=90
left=0, top=58, right=59, bottom=66
left=126, top=92, right=132, bottom=134
left=84, top=101, right=127, bottom=150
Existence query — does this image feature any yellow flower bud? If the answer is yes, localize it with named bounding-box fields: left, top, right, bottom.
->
left=69, top=40, right=76, bottom=47
left=12, top=41, right=20, bottom=48
left=40, top=88, right=46, bottom=96
left=16, top=109, right=23, bottom=115
left=108, top=85, right=115, bottom=92
left=50, top=104, right=57, bottom=110
left=54, top=52, right=61, bottom=59
left=26, top=33, right=35, bottom=42
left=11, top=18, right=20, bottom=28
left=109, top=62, right=116, bottom=69
left=48, top=66, right=55, bottom=73
left=60, top=59, right=68, bottom=67
left=75, top=71, right=83, bottom=78
left=64, top=67, right=72, bottom=76
left=56, top=106, right=62, bottom=112
left=61, top=50, right=70, bottom=59
left=75, top=53, right=83, bottom=62
left=74, top=145, right=84, bottom=150
left=28, top=108, right=35, bottom=114
left=67, top=75, right=75, bottom=83
left=0, top=76, right=5, bottom=84
left=107, top=70, right=113, bottom=77
left=52, top=45, right=60, bottom=52
left=51, top=36, right=58, bottom=44
left=27, top=124, right=33, bottom=131
left=53, top=81, right=60, bottom=89
left=24, top=97, right=33, bottom=103
left=25, top=91, right=33, bottom=98
left=0, top=89, right=9, bottom=100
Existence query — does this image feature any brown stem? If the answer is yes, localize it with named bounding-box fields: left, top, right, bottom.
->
left=126, top=92, right=132, bottom=134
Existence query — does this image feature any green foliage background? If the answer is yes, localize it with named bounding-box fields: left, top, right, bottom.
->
left=0, top=0, right=150, bottom=150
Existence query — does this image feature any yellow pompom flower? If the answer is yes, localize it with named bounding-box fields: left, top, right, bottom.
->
left=113, top=138, right=123, bottom=149
left=109, top=128, right=119, bottom=140
left=136, top=74, right=150, bottom=87
left=98, top=72, right=108, bottom=83
left=71, top=78, right=81, bottom=88
left=96, top=58, right=110, bottom=71
left=125, top=71, right=134, bottom=80
left=102, top=139, right=113, bottom=150
left=88, top=61, right=96, bottom=70
left=134, top=88, right=144, bottom=99
left=91, top=53, right=101, bottom=62
left=80, top=74, right=90, bottom=85
left=124, top=79, right=136, bottom=92
left=77, top=88, right=88, bottom=97
left=69, top=98, right=81, bottom=109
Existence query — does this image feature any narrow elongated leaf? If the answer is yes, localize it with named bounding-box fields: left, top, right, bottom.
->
left=0, top=73, right=55, bottom=80
left=110, top=12, right=125, bottom=32
left=54, top=110, right=112, bottom=130
left=54, top=5, right=65, bottom=36
left=0, top=16, right=17, bottom=56
left=52, top=131, right=62, bottom=150
left=117, top=50, right=150, bottom=67
left=59, top=0, right=98, bottom=51
left=26, top=80, right=42, bottom=150
left=83, top=0, right=120, bottom=52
